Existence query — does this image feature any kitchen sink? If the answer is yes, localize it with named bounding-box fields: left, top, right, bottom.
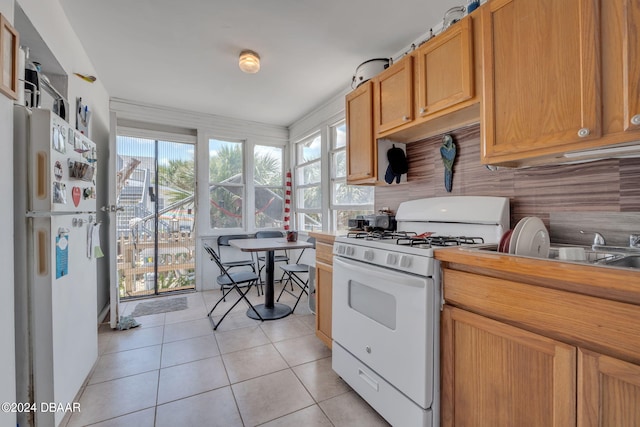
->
left=600, top=255, right=640, bottom=268
left=470, top=244, right=640, bottom=270
left=547, top=247, right=624, bottom=264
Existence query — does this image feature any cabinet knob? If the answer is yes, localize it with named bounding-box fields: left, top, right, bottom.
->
left=402, top=116, right=409, bottom=121
left=419, top=107, right=426, bottom=114
left=577, top=128, right=591, bottom=138
left=631, top=114, right=640, bottom=126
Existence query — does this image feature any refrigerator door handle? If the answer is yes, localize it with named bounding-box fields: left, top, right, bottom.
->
left=101, top=204, right=123, bottom=212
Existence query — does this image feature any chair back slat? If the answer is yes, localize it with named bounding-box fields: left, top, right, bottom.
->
left=217, top=233, right=255, bottom=247
left=255, top=231, right=284, bottom=239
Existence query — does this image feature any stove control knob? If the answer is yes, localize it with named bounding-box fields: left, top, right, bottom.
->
left=399, top=255, right=412, bottom=268
left=346, top=246, right=355, bottom=256
left=364, top=250, right=374, bottom=261
left=336, top=245, right=345, bottom=255
left=386, top=254, right=398, bottom=265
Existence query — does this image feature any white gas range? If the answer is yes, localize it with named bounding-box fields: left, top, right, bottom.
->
left=332, top=196, right=510, bottom=427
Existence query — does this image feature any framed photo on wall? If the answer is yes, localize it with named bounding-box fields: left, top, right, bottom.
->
left=0, top=13, right=19, bottom=100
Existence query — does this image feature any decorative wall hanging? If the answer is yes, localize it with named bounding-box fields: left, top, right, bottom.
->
left=440, top=134, right=457, bottom=192
left=0, top=13, right=19, bottom=100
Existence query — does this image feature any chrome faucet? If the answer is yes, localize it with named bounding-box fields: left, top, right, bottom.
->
left=580, top=230, right=606, bottom=246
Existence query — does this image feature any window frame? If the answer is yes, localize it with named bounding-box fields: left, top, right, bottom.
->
left=253, top=143, right=286, bottom=229
left=294, top=131, right=323, bottom=232
left=203, top=135, right=287, bottom=233
left=291, top=118, right=373, bottom=233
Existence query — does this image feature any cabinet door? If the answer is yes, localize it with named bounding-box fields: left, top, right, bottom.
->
left=481, top=0, right=601, bottom=165
left=578, top=350, right=640, bottom=427
left=346, top=81, right=376, bottom=184
left=624, top=0, right=640, bottom=132
left=415, top=17, right=474, bottom=118
left=374, top=55, right=413, bottom=134
left=602, top=0, right=640, bottom=139
left=315, top=260, right=333, bottom=348
left=442, top=306, right=576, bottom=427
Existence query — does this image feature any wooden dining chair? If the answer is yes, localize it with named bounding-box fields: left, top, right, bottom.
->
left=203, top=243, right=263, bottom=330
left=277, top=237, right=315, bottom=312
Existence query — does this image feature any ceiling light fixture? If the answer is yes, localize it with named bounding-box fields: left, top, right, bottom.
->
left=239, top=50, right=260, bottom=74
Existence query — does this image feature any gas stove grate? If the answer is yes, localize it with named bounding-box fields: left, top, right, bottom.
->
left=396, top=235, right=485, bottom=248
left=346, top=230, right=417, bottom=240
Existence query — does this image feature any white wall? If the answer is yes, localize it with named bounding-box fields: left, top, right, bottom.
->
left=17, top=0, right=112, bottom=315
left=0, top=3, right=17, bottom=427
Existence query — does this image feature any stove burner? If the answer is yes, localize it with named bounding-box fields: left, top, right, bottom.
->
left=346, top=230, right=416, bottom=240
left=396, top=235, right=485, bottom=248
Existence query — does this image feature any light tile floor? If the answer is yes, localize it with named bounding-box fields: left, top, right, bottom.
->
left=63, top=284, right=390, bottom=426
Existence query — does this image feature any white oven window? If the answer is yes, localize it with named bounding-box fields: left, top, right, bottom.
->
left=348, top=280, right=396, bottom=330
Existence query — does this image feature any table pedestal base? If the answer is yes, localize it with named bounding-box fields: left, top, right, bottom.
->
left=247, top=303, right=292, bottom=320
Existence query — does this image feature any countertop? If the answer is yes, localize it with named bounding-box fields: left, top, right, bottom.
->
left=434, top=246, right=640, bottom=306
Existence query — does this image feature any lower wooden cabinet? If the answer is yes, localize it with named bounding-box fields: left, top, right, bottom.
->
left=441, top=306, right=576, bottom=427
left=442, top=305, right=640, bottom=427
left=315, top=260, right=333, bottom=348
left=578, top=350, right=640, bottom=427
left=309, top=233, right=335, bottom=348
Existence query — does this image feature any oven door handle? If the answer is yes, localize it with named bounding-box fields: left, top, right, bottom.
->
left=333, top=256, right=426, bottom=290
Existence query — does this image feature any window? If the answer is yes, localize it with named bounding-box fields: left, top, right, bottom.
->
left=208, top=139, right=285, bottom=230
left=295, top=133, right=322, bottom=231
left=329, top=122, right=373, bottom=232
left=208, top=139, right=244, bottom=229
left=254, top=145, right=284, bottom=228
left=293, top=120, right=373, bottom=233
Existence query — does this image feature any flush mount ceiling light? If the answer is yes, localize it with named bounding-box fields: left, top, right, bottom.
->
left=239, top=50, right=260, bottom=74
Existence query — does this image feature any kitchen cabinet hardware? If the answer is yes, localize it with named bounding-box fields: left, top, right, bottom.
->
left=419, top=107, right=426, bottom=114
left=631, top=115, right=640, bottom=126
left=402, top=115, right=409, bottom=121
left=578, top=128, right=591, bottom=138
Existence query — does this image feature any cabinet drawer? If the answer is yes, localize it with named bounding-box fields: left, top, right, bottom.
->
left=316, top=242, right=334, bottom=265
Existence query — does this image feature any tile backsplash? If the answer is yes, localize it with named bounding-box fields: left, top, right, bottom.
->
left=375, top=123, right=640, bottom=244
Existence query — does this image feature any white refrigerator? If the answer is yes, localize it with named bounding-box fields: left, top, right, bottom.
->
left=14, top=106, right=99, bottom=427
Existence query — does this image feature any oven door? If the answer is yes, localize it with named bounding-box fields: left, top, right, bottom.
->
left=332, top=256, right=436, bottom=408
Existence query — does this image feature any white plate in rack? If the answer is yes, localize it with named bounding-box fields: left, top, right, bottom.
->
left=509, top=217, right=532, bottom=254
left=513, top=216, right=550, bottom=258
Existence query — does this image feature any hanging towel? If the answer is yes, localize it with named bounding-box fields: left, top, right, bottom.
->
left=91, top=222, right=104, bottom=258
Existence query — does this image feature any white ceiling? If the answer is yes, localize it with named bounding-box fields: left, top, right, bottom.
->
left=59, top=0, right=461, bottom=127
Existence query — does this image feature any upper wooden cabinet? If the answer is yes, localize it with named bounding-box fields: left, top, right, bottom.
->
left=600, top=0, right=640, bottom=142
left=345, top=80, right=377, bottom=184
left=481, top=0, right=601, bottom=165
left=414, top=16, right=474, bottom=119
left=373, top=55, right=414, bottom=135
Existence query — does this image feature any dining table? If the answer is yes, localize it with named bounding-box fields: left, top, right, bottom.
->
left=229, top=236, right=314, bottom=320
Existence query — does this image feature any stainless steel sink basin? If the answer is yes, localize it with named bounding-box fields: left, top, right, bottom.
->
left=547, top=247, right=623, bottom=264
left=601, top=255, right=640, bottom=268
left=471, top=245, right=640, bottom=269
